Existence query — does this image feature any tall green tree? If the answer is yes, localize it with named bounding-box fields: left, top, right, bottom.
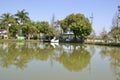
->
left=36, top=21, right=49, bottom=34
left=109, top=11, right=120, bottom=43
left=112, top=12, right=120, bottom=28
left=36, top=21, right=49, bottom=39
left=60, top=13, right=92, bottom=42
left=14, top=9, right=30, bottom=37
left=22, top=20, right=37, bottom=40
left=0, top=13, right=15, bottom=29
left=9, top=23, right=19, bottom=37
left=15, top=9, right=29, bottom=24
left=109, top=27, right=120, bottom=42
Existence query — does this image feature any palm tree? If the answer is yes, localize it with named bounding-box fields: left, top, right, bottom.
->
left=15, top=9, right=30, bottom=24
left=0, top=13, right=16, bottom=38
left=15, top=9, right=30, bottom=36
left=0, top=13, right=14, bottom=29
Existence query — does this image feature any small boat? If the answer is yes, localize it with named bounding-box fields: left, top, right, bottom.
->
left=51, top=37, right=59, bottom=43
left=50, top=43, right=59, bottom=48
left=43, top=39, right=50, bottom=42
left=17, top=36, right=25, bottom=40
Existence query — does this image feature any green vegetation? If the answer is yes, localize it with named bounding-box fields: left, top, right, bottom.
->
left=0, top=8, right=120, bottom=46
left=86, top=7, right=120, bottom=46
left=0, top=9, right=59, bottom=40
left=55, top=45, right=91, bottom=71
left=0, top=10, right=92, bottom=43
left=60, top=13, right=92, bottom=43
left=0, top=42, right=91, bottom=71
left=100, top=46, right=120, bottom=80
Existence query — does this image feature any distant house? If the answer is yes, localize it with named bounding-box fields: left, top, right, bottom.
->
left=60, top=29, right=74, bottom=42
left=85, top=37, right=104, bottom=43
left=0, top=29, right=8, bottom=39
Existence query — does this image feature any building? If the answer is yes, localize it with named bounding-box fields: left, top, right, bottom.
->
left=0, top=29, right=8, bottom=39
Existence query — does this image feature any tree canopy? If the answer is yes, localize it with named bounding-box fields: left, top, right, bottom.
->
left=60, top=13, right=92, bottom=42
left=0, top=10, right=92, bottom=41
left=109, top=11, right=120, bottom=42
left=15, top=9, right=30, bottom=24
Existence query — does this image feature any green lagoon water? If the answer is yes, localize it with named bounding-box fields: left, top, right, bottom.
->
left=0, top=42, right=119, bottom=80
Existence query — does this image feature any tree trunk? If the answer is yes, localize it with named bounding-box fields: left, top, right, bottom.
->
left=27, top=34, right=30, bottom=40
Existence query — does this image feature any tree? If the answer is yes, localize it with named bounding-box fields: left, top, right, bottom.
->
left=36, top=21, right=49, bottom=34
left=87, top=29, right=96, bottom=43
left=0, top=13, right=15, bottom=29
left=35, top=21, right=49, bottom=40
left=0, top=13, right=16, bottom=38
left=109, top=27, right=120, bottom=42
left=60, top=13, right=92, bottom=43
left=49, top=15, right=61, bottom=38
left=112, top=12, right=120, bottom=28
left=15, top=9, right=29, bottom=24
left=100, top=27, right=108, bottom=43
left=9, top=23, right=19, bottom=37
left=22, top=20, right=37, bottom=40
left=14, top=9, right=30, bottom=37
left=46, top=27, right=60, bottom=38
left=109, top=11, right=120, bottom=43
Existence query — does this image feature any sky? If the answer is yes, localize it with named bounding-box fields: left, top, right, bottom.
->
left=0, top=0, right=120, bottom=35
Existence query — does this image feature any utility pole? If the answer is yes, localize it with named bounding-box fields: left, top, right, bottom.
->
left=118, top=5, right=120, bottom=27
left=90, top=13, right=93, bottom=26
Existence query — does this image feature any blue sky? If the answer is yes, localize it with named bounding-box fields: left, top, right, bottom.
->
left=0, top=0, right=120, bottom=35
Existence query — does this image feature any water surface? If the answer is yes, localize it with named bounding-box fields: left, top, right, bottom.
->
left=0, top=42, right=119, bottom=80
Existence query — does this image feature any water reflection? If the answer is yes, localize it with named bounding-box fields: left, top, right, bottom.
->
left=55, top=45, right=91, bottom=72
left=100, top=46, right=120, bottom=80
left=0, top=42, right=91, bottom=71
left=0, top=42, right=120, bottom=80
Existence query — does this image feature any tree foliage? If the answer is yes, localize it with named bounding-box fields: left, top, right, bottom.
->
left=101, top=27, right=108, bottom=42
left=0, top=13, right=15, bottom=29
left=36, top=21, right=49, bottom=34
left=109, top=11, right=120, bottom=42
left=109, top=27, right=120, bottom=42
left=0, top=11, right=92, bottom=41
left=22, top=20, right=37, bottom=39
left=60, top=13, right=92, bottom=42
left=112, top=12, right=120, bottom=28
left=15, top=9, right=30, bottom=24
left=55, top=45, right=91, bottom=71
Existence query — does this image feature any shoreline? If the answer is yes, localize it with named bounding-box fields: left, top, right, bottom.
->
left=84, top=42, right=120, bottom=47
left=0, top=39, right=40, bottom=43
left=0, top=39, right=120, bottom=47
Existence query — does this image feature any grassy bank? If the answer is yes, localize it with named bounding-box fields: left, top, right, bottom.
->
left=0, top=39, right=120, bottom=47
left=85, top=42, right=120, bottom=47
left=0, top=39, right=40, bottom=43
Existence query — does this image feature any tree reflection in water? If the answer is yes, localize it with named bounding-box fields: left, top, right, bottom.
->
left=100, top=47, right=120, bottom=80
left=0, top=42, right=54, bottom=69
left=55, top=44, right=91, bottom=72
left=0, top=42, right=91, bottom=72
